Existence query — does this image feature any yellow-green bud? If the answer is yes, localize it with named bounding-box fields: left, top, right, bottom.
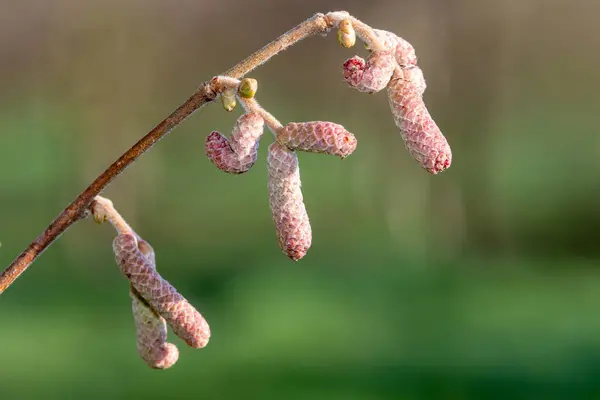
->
left=220, top=89, right=236, bottom=112
left=93, top=213, right=106, bottom=224
left=238, top=78, right=258, bottom=99
left=337, top=19, right=356, bottom=48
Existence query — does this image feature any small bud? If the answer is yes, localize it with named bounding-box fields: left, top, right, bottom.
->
left=113, top=234, right=211, bottom=348
left=277, top=121, right=357, bottom=159
left=387, top=68, right=451, bottom=174
left=267, top=143, right=312, bottom=261
left=93, top=213, right=107, bottom=224
left=205, top=113, right=264, bottom=174
left=91, top=198, right=111, bottom=224
left=343, top=50, right=395, bottom=93
left=220, top=88, right=237, bottom=112
left=238, top=78, right=258, bottom=99
left=337, top=19, right=356, bottom=48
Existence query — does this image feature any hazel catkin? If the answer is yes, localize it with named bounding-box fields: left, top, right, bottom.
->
left=267, top=142, right=312, bottom=261
left=343, top=50, right=395, bottom=93
left=113, top=234, right=211, bottom=348
left=277, top=121, right=357, bottom=159
left=130, top=287, right=179, bottom=369
left=372, top=29, right=418, bottom=67
left=387, top=68, right=451, bottom=174
left=205, top=113, right=264, bottom=174
left=129, top=239, right=178, bottom=369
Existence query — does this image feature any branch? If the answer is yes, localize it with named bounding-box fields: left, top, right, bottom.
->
left=0, top=11, right=345, bottom=295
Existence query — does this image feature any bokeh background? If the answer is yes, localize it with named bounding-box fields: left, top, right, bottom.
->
left=1, top=0, right=599, bottom=399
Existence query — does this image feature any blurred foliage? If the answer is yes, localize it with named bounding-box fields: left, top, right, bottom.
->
left=1, top=0, right=600, bottom=399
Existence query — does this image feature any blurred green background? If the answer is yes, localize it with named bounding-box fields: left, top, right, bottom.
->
left=1, top=0, right=599, bottom=399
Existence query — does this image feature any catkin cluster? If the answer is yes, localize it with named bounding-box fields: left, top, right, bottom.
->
left=114, top=234, right=210, bottom=348
left=75, top=14, right=453, bottom=371
left=113, top=233, right=210, bottom=369
left=269, top=121, right=356, bottom=260
left=204, top=20, right=451, bottom=260
left=205, top=81, right=357, bottom=260
left=89, top=196, right=210, bottom=369
left=342, top=25, right=452, bottom=174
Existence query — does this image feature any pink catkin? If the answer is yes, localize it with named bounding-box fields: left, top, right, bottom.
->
left=130, top=239, right=178, bottom=369
left=400, top=66, right=427, bottom=95
left=277, top=121, right=357, bottom=158
left=373, top=29, right=418, bottom=67
left=343, top=50, right=395, bottom=93
left=267, top=143, right=312, bottom=261
left=205, top=113, right=264, bottom=174
left=113, top=234, right=211, bottom=348
left=130, top=288, right=179, bottom=369
left=387, top=68, right=451, bottom=174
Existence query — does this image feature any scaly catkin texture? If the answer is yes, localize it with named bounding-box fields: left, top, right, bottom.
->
left=277, top=121, right=357, bottom=158
left=205, top=113, right=264, bottom=174
left=400, top=66, right=427, bottom=95
left=130, top=239, right=178, bottom=369
left=267, top=142, right=312, bottom=261
left=113, top=234, right=211, bottom=348
left=387, top=67, right=451, bottom=174
left=343, top=50, right=395, bottom=93
left=130, top=287, right=179, bottom=369
left=372, top=29, right=418, bottom=67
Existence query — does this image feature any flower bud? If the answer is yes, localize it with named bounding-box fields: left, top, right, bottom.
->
left=220, top=88, right=237, bottom=112
left=238, top=78, right=258, bottom=99
left=267, top=143, right=312, bottom=261
left=337, top=19, right=356, bottom=48
left=277, top=121, right=357, bottom=159
left=205, top=113, right=264, bottom=174
left=387, top=68, right=451, bottom=174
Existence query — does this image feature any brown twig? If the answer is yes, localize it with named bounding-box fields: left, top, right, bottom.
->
left=0, top=11, right=342, bottom=295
